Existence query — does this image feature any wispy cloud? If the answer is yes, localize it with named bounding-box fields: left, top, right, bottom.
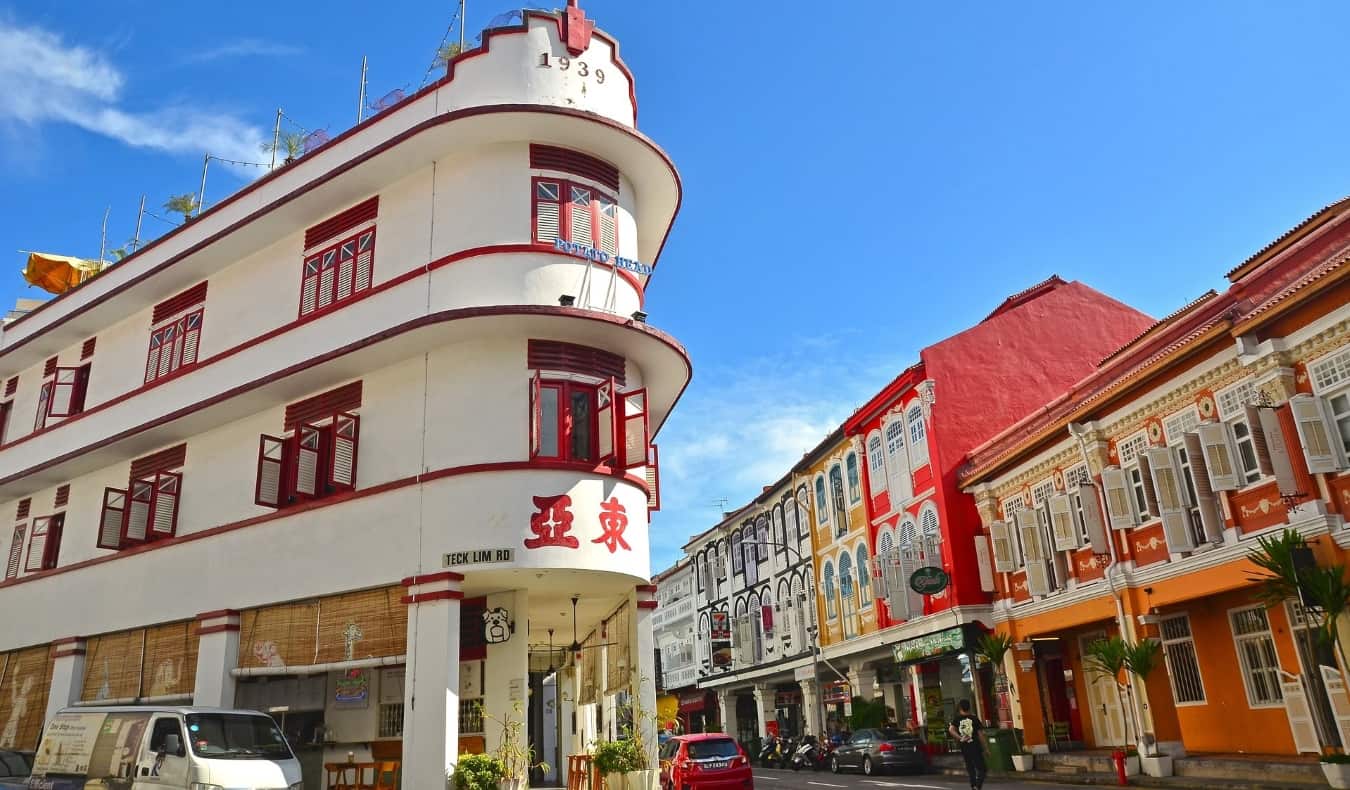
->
left=649, top=337, right=914, bottom=567
left=183, top=38, right=303, bottom=64
left=0, top=18, right=270, bottom=169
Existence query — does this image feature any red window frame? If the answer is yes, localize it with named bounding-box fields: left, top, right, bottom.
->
left=104, top=470, right=182, bottom=549
left=5, top=523, right=24, bottom=579
left=531, top=177, right=619, bottom=255
left=0, top=399, right=11, bottom=445
left=24, top=513, right=63, bottom=572
left=254, top=412, right=361, bottom=509
left=145, top=307, right=204, bottom=384
left=532, top=379, right=600, bottom=463
left=299, top=227, right=377, bottom=318
left=528, top=375, right=652, bottom=472
left=36, top=364, right=91, bottom=429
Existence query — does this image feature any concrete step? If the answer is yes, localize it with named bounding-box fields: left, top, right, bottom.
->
left=1174, top=756, right=1324, bottom=785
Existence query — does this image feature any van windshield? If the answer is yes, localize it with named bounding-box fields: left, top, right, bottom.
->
left=185, top=714, right=293, bottom=760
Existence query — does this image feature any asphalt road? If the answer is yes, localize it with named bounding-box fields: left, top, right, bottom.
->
left=752, top=766, right=1075, bottom=790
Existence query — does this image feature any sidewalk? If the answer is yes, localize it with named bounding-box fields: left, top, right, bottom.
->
left=930, top=764, right=1326, bottom=790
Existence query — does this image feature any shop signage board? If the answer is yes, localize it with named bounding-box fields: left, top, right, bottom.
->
left=823, top=681, right=851, bottom=704
left=335, top=668, right=370, bottom=707
left=710, top=611, right=732, bottom=667
left=892, top=625, right=966, bottom=664
left=444, top=548, right=514, bottom=567
left=909, top=566, right=950, bottom=595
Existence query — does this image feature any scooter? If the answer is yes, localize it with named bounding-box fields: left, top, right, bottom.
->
left=758, top=736, right=783, bottom=767
left=791, top=735, right=832, bottom=772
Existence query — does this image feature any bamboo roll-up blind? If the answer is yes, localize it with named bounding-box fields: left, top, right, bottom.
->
left=141, top=620, right=199, bottom=698
left=0, top=645, right=53, bottom=750
left=580, top=629, right=599, bottom=705
left=81, top=628, right=146, bottom=702
left=238, top=587, right=406, bottom=668
left=605, top=603, right=631, bottom=694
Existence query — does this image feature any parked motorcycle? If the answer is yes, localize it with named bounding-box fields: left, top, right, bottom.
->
left=758, top=735, right=786, bottom=768
left=791, top=735, right=833, bottom=771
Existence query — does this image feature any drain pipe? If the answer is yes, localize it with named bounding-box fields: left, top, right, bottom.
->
left=1068, top=422, right=1150, bottom=759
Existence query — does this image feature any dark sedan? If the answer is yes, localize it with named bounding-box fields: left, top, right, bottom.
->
left=830, top=728, right=926, bottom=776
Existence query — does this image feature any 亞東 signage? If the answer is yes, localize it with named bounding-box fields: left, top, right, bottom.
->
left=892, top=625, right=967, bottom=664
left=553, top=238, right=654, bottom=275
left=909, top=566, right=950, bottom=595
left=444, top=548, right=514, bottom=567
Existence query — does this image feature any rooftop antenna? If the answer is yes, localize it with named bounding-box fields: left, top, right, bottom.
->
left=196, top=154, right=210, bottom=216
left=356, top=56, right=368, bottom=124
left=131, top=196, right=146, bottom=252
left=98, top=206, right=110, bottom=266
left=458, top=0, right=466, bottom=51
left=270, top=108, right=283, bottom=171
left=711, top=497, right=729, bottom=514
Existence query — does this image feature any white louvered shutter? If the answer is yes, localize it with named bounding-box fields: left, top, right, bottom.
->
left=535, top=181, right=561, bottom=242
left=1182, top=433, right=1225, bottom=543
left=990, top=521, right=1016, bottom=572
left=1290, top=394, right=1348, bottom=473
left=294, top=424, right=324, bottom=497
left=570, top=185, right=593, bottom=245
left=4, top=525, right=23, bottom=579
left=125, top=478, right=153, bottom=543
left=23, top=517, right=47, bottom=573
left=150, top=472, right=180, bottom=538
left=329, top=412, right=359, bottom=490
left=1074, top=483, right=1110, bottom=553
left=598, top=197, right=618, bottom=255
left=1244, top=405, right=1276, bottom=477
left=1254, top=407, right=1299, bottom=496
left=621, top=389, right=649, bottom=469
left=1321, top=665, right=1350, bottom=751
left=1197, top=421, right=1243, bottom=490
left=1144, top=447, right=1194, bottom=553
left=974, top=535, right=995, bottom=592
left=1281, top=671, right=1321, bottom=754
left=337, top=239, right=355, bottom=301
left=355, top=230, right=374, bottom=292
left=317, top=249, right=337, bottom=310
left=1137, top=453, right=1161, bottom=516
left=596, top=379, right=615, bottom=464
left=183, top=312, right=202, bottom=366
left=98, top=488, right=127, bottom=550
left=1100, top=466, right=1138, bottom=529
left=1016, top=509, right=1051, bottom=596
left=145, top=328, right=164, bottom=383
left=300, top=258, right=320, bottom=316
left=645, top=444, right=661, bottom=511
left=1049, top=494, right=1080, bottom=551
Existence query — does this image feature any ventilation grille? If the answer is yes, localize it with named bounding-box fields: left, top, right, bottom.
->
left=131, top=444, right=187, bottom=479
left=16, top=498, right=30, bottom=521
left=5, top=377, right=17, bottom=397
left=527, top=340, right=625, bottom=384
left=285, top=381, right=363, bottom=431
left=54, top=485, right=69, bottom=508
left=305, top=197, right=379, bottom=250
left=81, top=338, right=97, bottom=359
left=43, top=357, right=57, bottom=377
left=530, top=145, right=620, bottom=191
left=153, top=282, right=209, bottom=324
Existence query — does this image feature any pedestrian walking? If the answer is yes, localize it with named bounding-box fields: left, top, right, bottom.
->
left=948, top=699, right=987, bottom=790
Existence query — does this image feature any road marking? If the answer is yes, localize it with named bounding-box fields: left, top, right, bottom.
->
left=894, top=784, right=946, bottom=789
left=862, top=782, right=900, bottom=787
left=754, top=776, right=782, bottom=781
left=807, top=783, right=847, bottom=788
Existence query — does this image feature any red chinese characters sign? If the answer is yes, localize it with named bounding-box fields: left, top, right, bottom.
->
left=523, top=494, right=634, bottom=553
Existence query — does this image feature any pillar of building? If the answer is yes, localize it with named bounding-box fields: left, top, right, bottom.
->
left=752, top=683, right=774, bottom=738
left=799, top=680, right=822, bottom=736
left=193, top=610, right=240, bottom=707
left=484, top=589, right=529, bottom=755
left=881, top=681, right=901, bottom=725
left=558, top=665, right=577, bottom=766
left=401, top=571, right=463, bottom=790
left=635, top=585, right=659, bottom=769
left=850, top=666, right=878, bottom=701
left=44, top=637, right=87, bottom=723
left=716, top=688, right=739, bottom=737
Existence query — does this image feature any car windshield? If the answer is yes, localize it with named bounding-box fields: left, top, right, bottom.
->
left=878, top=729, right=913, bottom=741
left=185, top=714, right=293, bottom=760
left=686, top=739, right=739, bottom=760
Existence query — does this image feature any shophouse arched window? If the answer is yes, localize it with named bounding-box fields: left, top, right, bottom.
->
left=885, top=420, right=912, bottom=502
left=796, top=486, right=811, bottom=539
left=757, top=515, right=770, bottom=563
left=846, top=452, right=861, bottom=504
left=829, top=465, right=848, bottom=536
left=773, top=505, right=786, bottom=551
left=838, top=551, right=854, bottom=600
left=823, top=561, right=837, bottom=619
left=814, top=476, right=829, bottom=528
left=907, top=405, right=928, bottom=466
left=731, top=530, right=743, bottom=574
left=867, top=434, right=887, bottom=494
left=856, top=544, right=872, bottom=607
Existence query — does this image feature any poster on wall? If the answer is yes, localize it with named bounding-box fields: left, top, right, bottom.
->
left=923, top=687, right=946, bottom=742
left=334, top=668, right=370, bottom=708
left=710, top=612, right=730, bottom=640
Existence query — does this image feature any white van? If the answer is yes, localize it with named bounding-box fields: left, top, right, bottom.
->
left=26, top=706, right=303, bottom=789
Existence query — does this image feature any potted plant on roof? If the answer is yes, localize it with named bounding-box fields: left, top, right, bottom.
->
left=164, top=193, right=199, bottom=223
left=261, top=132, right=306, bottom=165
left=1083, top=636, right=1140, bottom=778
left=1121, top=638, right=1171, bottom=777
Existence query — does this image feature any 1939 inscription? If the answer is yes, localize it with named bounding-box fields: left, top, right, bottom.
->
left=539, top=53, right=605, bottom=84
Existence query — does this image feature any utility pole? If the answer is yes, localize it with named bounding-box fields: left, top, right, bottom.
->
left=98, top=206, right=110, bottom=266
left=458, top=0, right=466, bottom=51
left=270, top=108, right=283, bottom=170
left=197, top=155, right=210, bottom=217
left=356, top=57, right=368, bottom=124
left=132, top=195, right=146, bottom=252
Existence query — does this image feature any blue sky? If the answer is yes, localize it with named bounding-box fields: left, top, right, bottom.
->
left=3, top=2, right=1350, bottom=570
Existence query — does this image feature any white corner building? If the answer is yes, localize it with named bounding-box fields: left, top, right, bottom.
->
left=0, top=5, right=685, bottom=788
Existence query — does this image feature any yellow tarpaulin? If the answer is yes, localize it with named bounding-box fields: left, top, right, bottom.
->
left=23, top=252, right=101, bottom=295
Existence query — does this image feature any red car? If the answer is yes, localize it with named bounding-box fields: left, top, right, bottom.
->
left=659, top=734, right=753, bottom=790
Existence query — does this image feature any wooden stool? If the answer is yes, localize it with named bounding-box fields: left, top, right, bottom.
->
left=324, top=762, right=356, bottom=790
left=353, top=762, right=378, bottom=790
left=373, top=760, right=400, bottom=790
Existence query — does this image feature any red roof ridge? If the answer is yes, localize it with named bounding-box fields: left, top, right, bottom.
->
left=1227, top=195, right=1350, bottom=282
left=982, top=274, right=1068, bottom=322
left=1097, top=290, right=1219, bottom=368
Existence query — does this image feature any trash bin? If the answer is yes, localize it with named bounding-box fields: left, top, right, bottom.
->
left=985, top=728, right=1017, bottom=774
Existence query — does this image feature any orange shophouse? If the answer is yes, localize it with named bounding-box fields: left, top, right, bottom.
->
left=961, top=198, right=1350, bottom=764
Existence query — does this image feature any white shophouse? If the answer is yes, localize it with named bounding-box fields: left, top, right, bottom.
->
left=0, top=6, right=684, bottom=790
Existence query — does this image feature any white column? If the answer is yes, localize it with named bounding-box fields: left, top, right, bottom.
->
left=44, top=638, right=87, bottom=724
left=799, top=681, right=821, bottom=736
left=635, top=585, right=659, bottom=769
left=850, top=666, right=878, bottom=701
left=193, top=610, right=240, bottom=707
left=402, top=572, right=463, bottom=790
left=752, top=683, right=774, bottom=738
left=484, top=589, right=529, bottom=755
left=716, top=689, right=738, bottom=737
left=559, top=666, right=577, bottom=765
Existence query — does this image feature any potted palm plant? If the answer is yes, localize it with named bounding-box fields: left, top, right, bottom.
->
left=164, top=193, right=199, bottom=223
left=1122, top=639, right=1171, bottom=777
left=1083, top=637, right=1140, bottom=777
left=492, top=702, right=549, bottom=790
left=261, top=133, right=306, bottom=165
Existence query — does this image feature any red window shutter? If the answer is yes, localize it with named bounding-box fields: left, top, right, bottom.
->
left=529, top=145, right=620, bottom=191
left=98, top=488, right=128, bottom=549
left=533, top=179, right=563, bottom=244
left=304, top=196, right=379, bottom=250
left=620, top=389, right=649, bottom=470
left=5, top=377, right=17, bottom=397
left=293, top=424, right=325, bottom=498
left=301, top=256, right=321, bottom=316
left=149, top=472, right=181, bottom=538
left=54, top=484, right=69, bottom=508
left=24, top=517, right=49, bottom=573
left=568, top=184, right=594, bottom=245
left=43, top=357, right=57, bottom=377
left=152, top=281, right=208, bottom=324
left=71, top=364, right=91, bottom=414
left=328, top=412, right=360, bottom=490
left=355, top=229, right=375, bottom=293
left=81, top=337, right=97, bottom=360
left=285, top=382, right=363, bottom=432
left=527, top=340, right=625, bottom=384
left=5, top=524, right=23, bottom=579
left=318, top=248, right=337, bottom=311
left=16, top=498, right=30, bottom=521
left=33, top=380, right=52, bottom=431
left=596, top=378, right=616, bottom=464
left=646, top=444, right=660, bottom=512
left=43, top=513, right=64, bottom=570
left=182, top=310, right=203, bottom=368
left=145, top=326, right=165, bottom=383
left=130, top=444, right=187, bottom=480
left=529, top=371, right=542, bottom=460
left=46, top=367, right=80, bottom=418
left=256, top=434, right=289, bottom=508
left=122, top=478, right=154, bottom=544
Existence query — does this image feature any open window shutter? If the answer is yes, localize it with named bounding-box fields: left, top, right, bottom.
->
left=23, top=517, right=47, bottom=573
left=145, top=327, right=164, bottom=382
left=33, top=380, right=52, bottom=431
left=123, top=479, right=153, bottom=543
left=301, top=257, right=321, bottom=315
left=974, top=535, right=995, bottom=592
left=328, top=412, right=360, bottom=490
left=1290, top=394, right=1348, bottom=473
left=1144, top=447, right=1194, bottom=553
left=157, top=323, right=177, bottom=379
left=1100, top=466, right=1138, bottom=529
left=1197, top=421, right=1243, bottom=490
left=1048, top=493, right=1080, bottom=551
left=645, top=444, right=661, bottom=511
left=534, top=180, right=562, bottom=242
left=989, top=521, right=1016, bottom=572
left=620, top=389, right=648, bottom=469
left=1281, top=671, right=1321, bottom=754
left=355, top=230, right=375, bottom=293
left=1254, top=407, right=1299, bottom=496
left=1137, top=453, right=1161, bottom=517
left=597, top=197, right=618, bottom=255
left=596, top=378, right=615, bottom=464
left=569, top=185, right=593, bottom=245
left=1320, top=665, right=1350, bottom=752
left=529, top=371, right=542, bottom=460
left=98, top=488, right=127, bottom=549
left=1182, top=433, right=1224, bottom=543
left=47, top=368, right=79, bottom=417
left=293, top=423, right=324, bottom=497
left=1074, top=483, right=1109, bottom=553
left=5, top=525, right=23, bottom=579
left=149, top=472, right=181, bottom=538
left=1244, top=405, right=1276, bottom=477
left=255, top=435, right=288, bottom=507
left=1016, top=509, right=1051, bottom=596
left=904, top=547, right=926, bottom=619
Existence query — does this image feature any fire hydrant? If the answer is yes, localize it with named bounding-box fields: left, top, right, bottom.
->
left=1111, top=750, right=1128, bottom=786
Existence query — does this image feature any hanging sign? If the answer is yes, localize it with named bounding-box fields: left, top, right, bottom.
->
left=909, top=566, right=950, bottom=595
left=334, top=668, right=370, bottom=706
left=822, top=681, right=851, bottom=704
left=891, top=625, right=966, bottom=664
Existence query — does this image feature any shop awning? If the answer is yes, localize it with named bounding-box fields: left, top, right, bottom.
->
left=22, top=252, right=101, bottom=295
